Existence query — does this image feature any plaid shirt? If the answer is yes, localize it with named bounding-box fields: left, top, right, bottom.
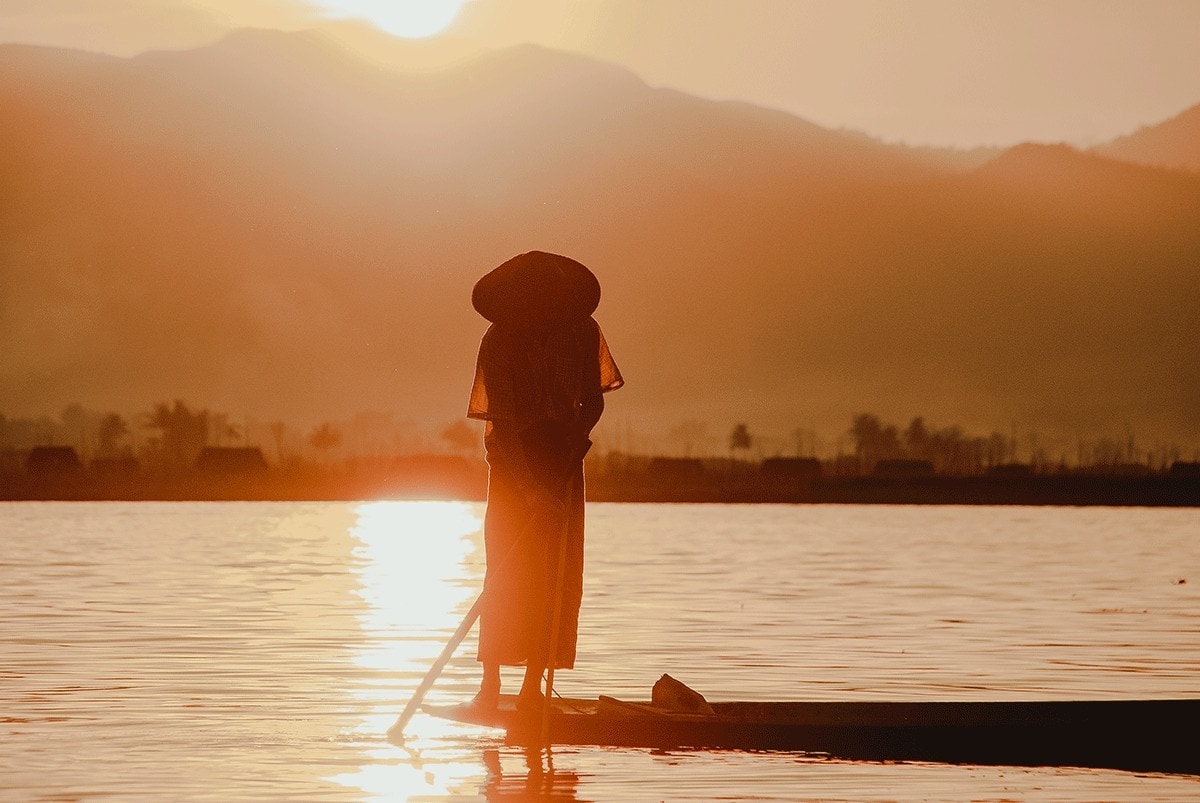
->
left=467, top=317, right=623, bottom=431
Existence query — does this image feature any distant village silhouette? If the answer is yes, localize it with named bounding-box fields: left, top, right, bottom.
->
left=3, top=400, right=1197, bottom=506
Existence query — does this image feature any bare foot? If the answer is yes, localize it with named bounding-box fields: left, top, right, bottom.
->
left=516, top=686, right=544, bottom=712
left=474, top=674, right=501, bottom=708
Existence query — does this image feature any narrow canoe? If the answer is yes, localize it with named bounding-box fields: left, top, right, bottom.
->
left=424, top=694, right=1200, bottom=775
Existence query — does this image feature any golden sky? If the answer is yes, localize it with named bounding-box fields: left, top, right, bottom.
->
left=4, top=0, right=1200, bottom=147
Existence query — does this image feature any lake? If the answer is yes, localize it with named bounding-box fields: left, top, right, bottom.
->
left=3, top=501, right=1198, bottom=801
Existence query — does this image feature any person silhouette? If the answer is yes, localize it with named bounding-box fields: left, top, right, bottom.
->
left=467, top=251, right=623, bottom=710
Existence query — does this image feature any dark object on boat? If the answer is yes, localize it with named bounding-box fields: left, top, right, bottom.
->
left=424, top=694, right=1200, bottom=775
left=651, top=674, right=715, bottom=714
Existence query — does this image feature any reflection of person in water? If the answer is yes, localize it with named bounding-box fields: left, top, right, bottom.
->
left=467, top=251, right=623, bottom=711
left=482, top=748, right=582, bottom=801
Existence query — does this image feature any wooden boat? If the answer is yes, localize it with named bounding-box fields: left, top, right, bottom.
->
left=424, top=694, right=1200, bottom=775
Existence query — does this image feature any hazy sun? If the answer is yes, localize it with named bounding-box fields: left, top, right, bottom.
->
left=309, top=0, right=469, bottom=39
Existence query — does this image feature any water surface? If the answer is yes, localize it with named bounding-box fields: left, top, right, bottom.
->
left=3, top=501, right=1198, bottom=801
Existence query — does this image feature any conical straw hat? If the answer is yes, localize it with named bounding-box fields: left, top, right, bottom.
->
left=472, top=250, right=600, bottom=328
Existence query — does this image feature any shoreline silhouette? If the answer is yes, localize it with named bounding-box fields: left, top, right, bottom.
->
left=4, top=445, right=1197, bottom=506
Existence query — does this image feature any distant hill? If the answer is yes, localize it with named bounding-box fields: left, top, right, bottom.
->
left=1, top=31, right=1197, bottom=449
left=1093, top=103, right=1200, bottom=173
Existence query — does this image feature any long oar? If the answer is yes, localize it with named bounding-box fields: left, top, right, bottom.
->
left=389, top=502, right=566, bottom=740
left=387, top=507, right=543, bottom=741
left=387, top=586, right=487, bottom=740
left=388, top=453, right=583, bottom=742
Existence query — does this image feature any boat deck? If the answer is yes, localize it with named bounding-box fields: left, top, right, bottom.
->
left=423, top=694, right=1200, bottom=775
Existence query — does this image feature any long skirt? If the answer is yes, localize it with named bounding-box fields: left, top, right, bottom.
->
left=477, top=451, right=586, bottom=670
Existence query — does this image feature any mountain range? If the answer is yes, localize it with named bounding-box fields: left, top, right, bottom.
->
left=2, top=28, right=1197, bottom=451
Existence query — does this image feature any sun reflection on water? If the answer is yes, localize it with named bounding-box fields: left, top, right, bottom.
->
left=331, top=500, right=491, bottom=801
left=331, top=756, right=485, bottom=802
left=348, top=500, right=483, bottom=673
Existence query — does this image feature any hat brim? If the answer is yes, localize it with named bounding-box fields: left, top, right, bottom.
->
left=472, top=251, right=600, bottom=328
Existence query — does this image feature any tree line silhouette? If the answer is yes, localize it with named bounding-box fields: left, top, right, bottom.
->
left=1, top=401, right=1194, bottom=478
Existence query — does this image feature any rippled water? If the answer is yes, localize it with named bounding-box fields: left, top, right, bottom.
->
left=3, top=501, right=1199, bottom=801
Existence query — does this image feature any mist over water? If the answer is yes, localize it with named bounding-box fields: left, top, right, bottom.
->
left=3, top=501, right=1198, bottom=801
